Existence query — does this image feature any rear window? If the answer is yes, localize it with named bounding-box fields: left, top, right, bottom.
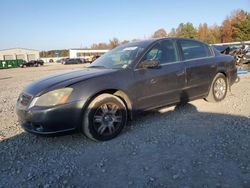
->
left=179, top=40, right=212, bottom=60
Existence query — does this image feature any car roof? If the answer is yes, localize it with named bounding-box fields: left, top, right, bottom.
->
left=128, top=37, right=208, bottom=46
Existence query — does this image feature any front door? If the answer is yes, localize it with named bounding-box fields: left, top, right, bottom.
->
left=133, top=40, right=185, bottom=110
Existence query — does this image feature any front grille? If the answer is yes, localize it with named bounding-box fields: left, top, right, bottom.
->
left=19, top=93, right=32, bottom=106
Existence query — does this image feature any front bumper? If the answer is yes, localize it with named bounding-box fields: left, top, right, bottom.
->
left=16, top=101, right=84, bottom=135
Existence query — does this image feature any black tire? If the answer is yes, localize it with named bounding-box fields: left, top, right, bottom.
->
left=83, top=94, right=127, bottom=141
left=205, top=73, right=228, bottom=102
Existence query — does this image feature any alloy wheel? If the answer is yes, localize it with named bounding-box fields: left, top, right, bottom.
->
left=214, top=78, right=226, bottom=100
left=92, top=103, right=123, bottom=136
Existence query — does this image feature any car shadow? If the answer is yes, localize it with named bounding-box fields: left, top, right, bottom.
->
left=1, top=103, right=250, bottom=187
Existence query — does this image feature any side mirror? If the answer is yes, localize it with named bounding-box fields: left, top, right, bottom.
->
left=139, top=60, right=159, bottom=69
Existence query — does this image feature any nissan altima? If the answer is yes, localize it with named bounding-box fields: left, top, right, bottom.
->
left=16, top=38, right=237, bottom=141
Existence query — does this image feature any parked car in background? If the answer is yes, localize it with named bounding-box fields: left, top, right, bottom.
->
left=241, top=44, right=250, bottom=64
left=91, top=55, right=100, bottom=62
left=59, top=58, right=69, bottom=64
left=20, top=60, right=44, bottom=68
left=243, top=49, right=250, bottom=63
left=56, top=59, right=62, bottom=63
left=63, top=58, right=84, bottom=65
left=16, top=38, right=237, bottom=141
left=213, top=43, right=250, bottom=65
left=80, top=58, right=87, bottom=63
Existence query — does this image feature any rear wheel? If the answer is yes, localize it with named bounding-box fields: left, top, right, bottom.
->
left=83, top=94, right=127, bottom=141
left=205, top=73, right=228, bottom=102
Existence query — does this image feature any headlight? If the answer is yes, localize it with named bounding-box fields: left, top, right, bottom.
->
left=29, top=88, right=73, bottom=108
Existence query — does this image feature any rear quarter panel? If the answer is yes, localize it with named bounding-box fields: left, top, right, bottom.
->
left=216, top=55, right=237, bottom=86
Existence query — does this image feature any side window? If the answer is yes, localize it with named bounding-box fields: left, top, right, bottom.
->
left=141, top=40, right=177, bottom=64
left=143, top=43, right=162, bottom=62
left=179, top=40, right=210, bottom=60
left=159, top=40, right=178, bottom=63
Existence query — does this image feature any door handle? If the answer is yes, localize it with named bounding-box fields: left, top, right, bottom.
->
left=210, top=64, right=216, bottom=68
left=176, top=70, right=185, bottom=77
left=150, top=79, right=157, bottom=84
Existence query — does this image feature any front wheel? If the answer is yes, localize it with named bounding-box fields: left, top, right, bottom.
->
left=83, top=94, right=127, bottom=141
left=205, top=73, right=228, bottom=102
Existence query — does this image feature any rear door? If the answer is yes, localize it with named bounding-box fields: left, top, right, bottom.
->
left=177, top=39, right=216, bottom=98
left=134, top=39, right=185, bottom=110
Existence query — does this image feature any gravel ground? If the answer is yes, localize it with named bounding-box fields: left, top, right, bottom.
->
left=0, top=63, right=250, bottom=188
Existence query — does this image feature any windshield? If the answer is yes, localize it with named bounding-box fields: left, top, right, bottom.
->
left=88, top=44, right=146, bottom=69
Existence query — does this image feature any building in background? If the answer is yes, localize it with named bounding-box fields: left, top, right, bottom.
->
left=69, top=49, right=109, bottom=61
left=0, top=48, right=40, bottom=61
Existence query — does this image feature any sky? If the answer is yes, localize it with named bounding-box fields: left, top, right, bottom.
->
left=1, top=0, right=250, bottom=51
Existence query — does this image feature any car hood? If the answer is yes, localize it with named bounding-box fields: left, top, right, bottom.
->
left=24, top=68, right=117, bottom=96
